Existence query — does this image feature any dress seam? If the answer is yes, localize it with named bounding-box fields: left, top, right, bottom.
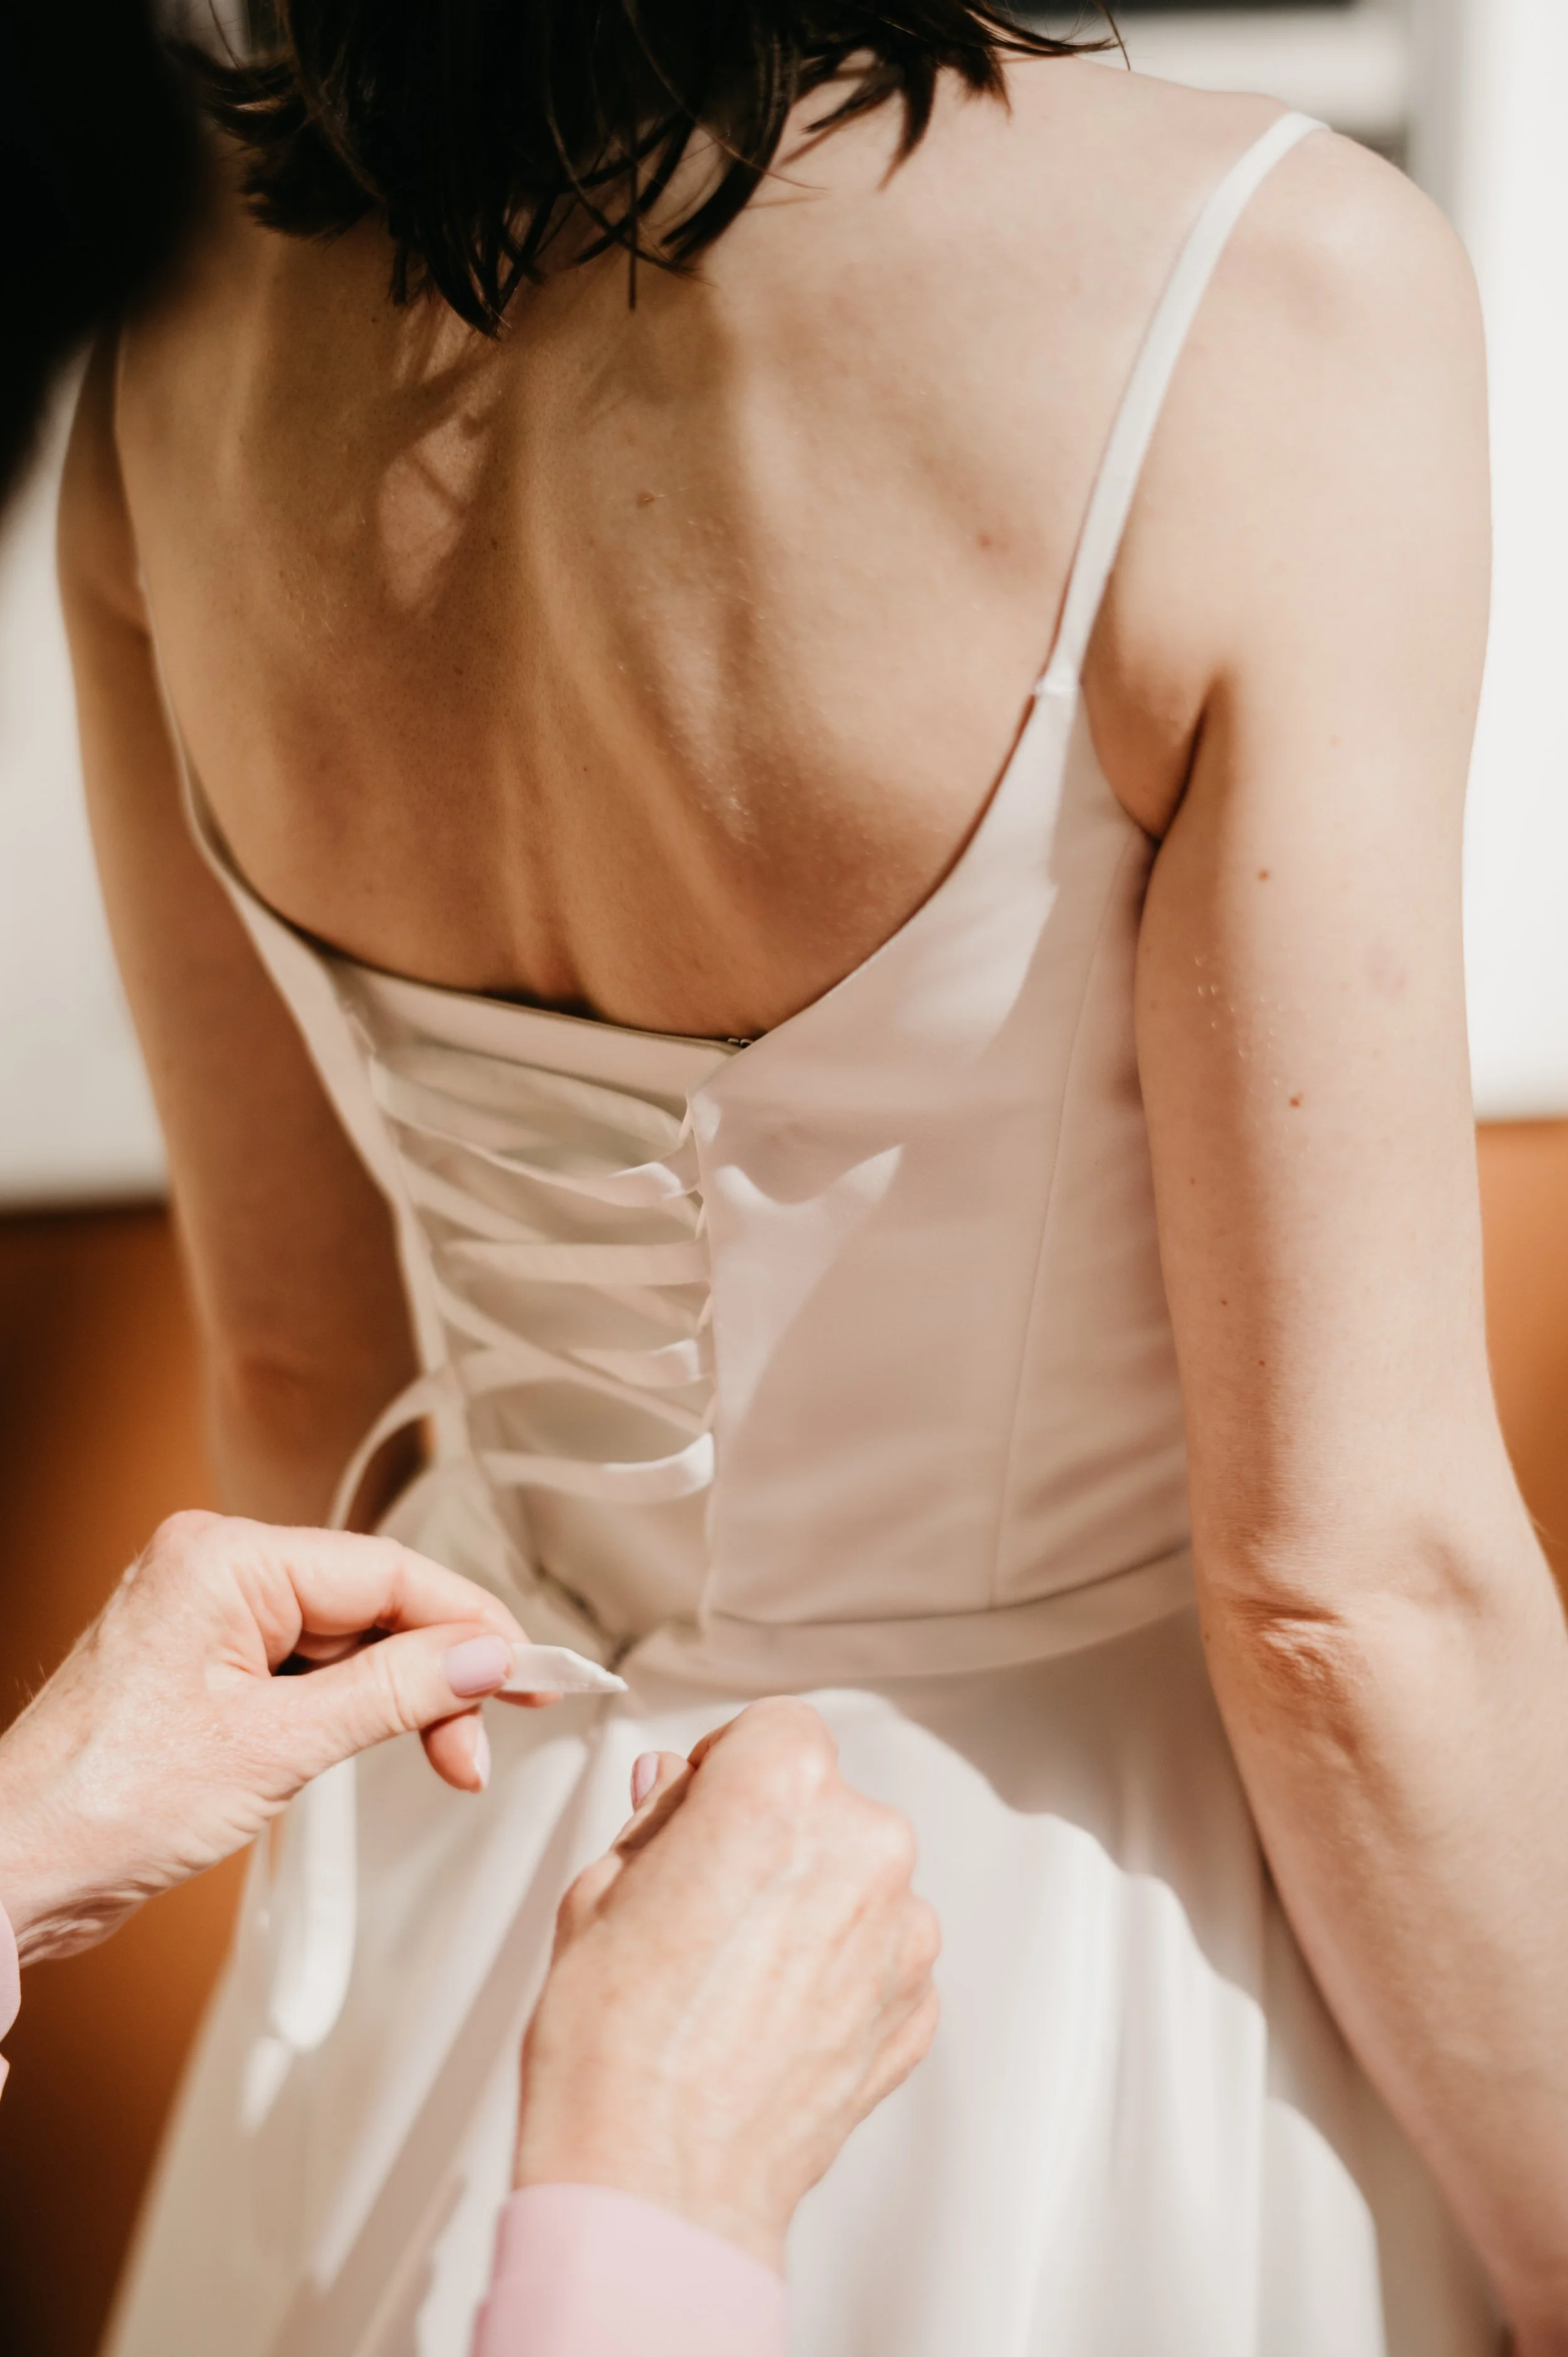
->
left=987, top=809, right=1149, bottom=1610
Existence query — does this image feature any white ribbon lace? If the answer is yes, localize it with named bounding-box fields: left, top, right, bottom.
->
left=255, top=1027, right=717, bottom=2109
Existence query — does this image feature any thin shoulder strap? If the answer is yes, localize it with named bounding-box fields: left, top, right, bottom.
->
left=1041, top=110, right=1325, bottom=693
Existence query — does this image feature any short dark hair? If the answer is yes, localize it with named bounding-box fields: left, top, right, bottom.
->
left=190, top=3, right=1117, bottom=334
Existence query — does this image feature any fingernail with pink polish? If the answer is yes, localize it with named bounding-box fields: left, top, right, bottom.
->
left=445, top=1635, right=512, bottom=1697
left=631, top=1752, right=659, bottom=1809
left=470, top=1722, right=492, bottom=1792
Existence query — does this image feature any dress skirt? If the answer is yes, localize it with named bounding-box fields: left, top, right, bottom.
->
left=104, top=1604, right=1495, bottom=2357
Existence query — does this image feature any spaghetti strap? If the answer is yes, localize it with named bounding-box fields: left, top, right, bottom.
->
left=1041, top=109, right=1325, bottom=693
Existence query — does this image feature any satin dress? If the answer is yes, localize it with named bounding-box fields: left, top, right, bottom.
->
left=107, top=114, right=1496, bottom=2357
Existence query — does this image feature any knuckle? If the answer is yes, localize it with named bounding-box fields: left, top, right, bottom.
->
left=145, top=1507, right=225, bottom=1578
left=906, top=1897, right=943, bottom=1974
left=882, top=1985, right=943, bottom=2083
left=728, top=1702, right=837, bottom=1814
left=775, top=1746, right=835, bottom=1816
left=861, top=1802, right=918, bottom=1881
left=161, top=1506, right=223, bottom=1541
left=745, top=1696, right=837, bottom=1769
left=365, top=1639, right=420, bottom=1735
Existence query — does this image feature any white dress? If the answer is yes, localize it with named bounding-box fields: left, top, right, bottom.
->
left=107, top=114, right=1496, bottom=2357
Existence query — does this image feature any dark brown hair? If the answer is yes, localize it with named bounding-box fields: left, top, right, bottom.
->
left=191, top=3, right=1118, bottom=333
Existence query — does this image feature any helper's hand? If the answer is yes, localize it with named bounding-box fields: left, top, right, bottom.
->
left=0, top=1509, right=534, bottom=1964
left=515, top=1697, right=941, bottom=2270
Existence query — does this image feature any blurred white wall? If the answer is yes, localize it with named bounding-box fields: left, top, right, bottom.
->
left=1412, top=0, right=1568, bottom=1117
left=1116, top=3, right=1409, bottom=147
left=0, top=383, right=166, bottom=1206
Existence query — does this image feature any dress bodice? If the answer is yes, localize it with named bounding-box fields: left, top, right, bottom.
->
left=177, top=114, right=1323, bottom=1691
left=189, top=670, right=1190, bottom=1687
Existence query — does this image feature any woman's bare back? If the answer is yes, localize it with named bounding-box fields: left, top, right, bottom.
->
left=114, top=56, right=1295, bottom=1037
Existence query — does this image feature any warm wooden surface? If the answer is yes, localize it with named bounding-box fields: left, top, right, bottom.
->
left=0, top=1208, right=240, bottom=2357
left=0, top=1131, right=1563, bottom=2351
left=1477, top=1119, right=1568, bottom=1594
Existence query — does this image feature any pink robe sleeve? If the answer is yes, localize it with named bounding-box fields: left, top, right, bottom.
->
left=0, top=1898, right=788, bottom=2356
left=0, top=1897, right=20, bottom=2097
left=471, top=2183, right=787, bottom=2357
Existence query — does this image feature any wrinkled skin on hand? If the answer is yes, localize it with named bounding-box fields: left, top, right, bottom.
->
left=515, top=1698, right=941, bottom=2269
left=0, top=1509, right=534, bottom=1961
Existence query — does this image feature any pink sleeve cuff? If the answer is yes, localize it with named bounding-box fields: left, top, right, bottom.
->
left=471, top=2184, right=786, bottom=2357
left=0, top=1896, right=19, bottom=2099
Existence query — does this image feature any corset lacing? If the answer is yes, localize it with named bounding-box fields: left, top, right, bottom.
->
left=326, top=1035, right=719, bottom=1535
left=250, top=1026, right=721, bottom=2110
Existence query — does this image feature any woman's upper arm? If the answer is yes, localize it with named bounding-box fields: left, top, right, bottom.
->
left=57, top=339, right=415, bottom=1518
left=1122, top=137, right=1515, bottom=1608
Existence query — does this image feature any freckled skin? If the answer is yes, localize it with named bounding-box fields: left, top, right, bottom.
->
left=100, top=65, right=1356, bottom=1042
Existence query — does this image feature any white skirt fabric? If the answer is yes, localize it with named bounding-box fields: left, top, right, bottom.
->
left=107, top=1604, right=1495, bottom=2357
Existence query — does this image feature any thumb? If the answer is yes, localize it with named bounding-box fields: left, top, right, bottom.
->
left=267, top=1624, right=515, bottom=1787
left=611, top=1751, right=693, bottom=1860
left=549, top=1753, right=693, bottom=1957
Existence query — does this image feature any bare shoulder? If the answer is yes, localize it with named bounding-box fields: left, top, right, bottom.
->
left=1185, top=120, right=1488, bottom=526
left=1217, top=116, right=1481, bottom=366
left=1185, top=122, right=1489, bottom=589
left=1003, top=53, right=1478, bottom=346
left=1083, top=94, right=1489, bottom=834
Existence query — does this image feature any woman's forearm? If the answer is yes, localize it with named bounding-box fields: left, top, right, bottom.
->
left=204, top=1343, right=420, bottom=1528
left=1204, top=1528, right=1568, bottom=2343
